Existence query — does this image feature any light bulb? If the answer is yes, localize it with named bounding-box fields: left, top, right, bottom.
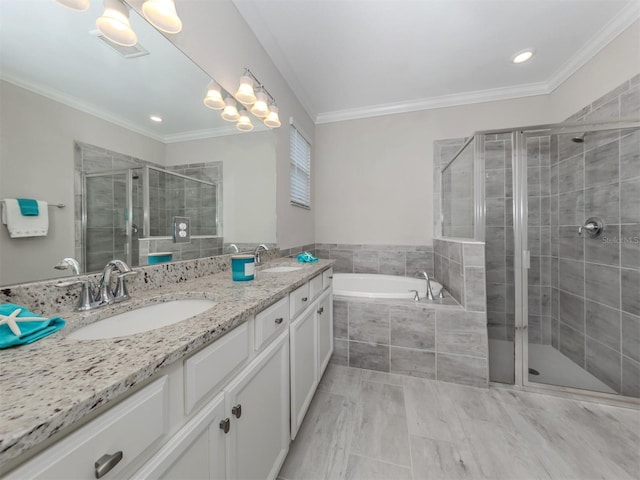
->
left=142, top=0, right=182, bottom=34
left=221, top=97, right=240, bottom=122
left=512, top=50, right=534, bottom=64
left=96, top=0, right=137, bottom=47
left=235, top=75, right=256, bottom=105
left=263, top=105, right=281, bottom=128
left=203, top=81, right=225, bottom=110
left=237, top=110, right=254, bottom=132
left=54, top=0, right=90, bottom=12
left=250, top=89, right=269, bottom=118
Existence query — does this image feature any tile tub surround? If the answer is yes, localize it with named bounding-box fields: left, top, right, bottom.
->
left=332, top=295, right=489, bottom=388
left=0, top=257, right=334, bottom=466
left=549, top=76, right=640, bottom=396
left=314, top=243, right=435, bottom=277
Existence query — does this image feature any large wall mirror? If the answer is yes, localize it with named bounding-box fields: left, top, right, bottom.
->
left=0, top=0, right=277, bottom=286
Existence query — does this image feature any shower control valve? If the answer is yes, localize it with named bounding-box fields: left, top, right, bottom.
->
left=578, top=217, right=604, bottom=237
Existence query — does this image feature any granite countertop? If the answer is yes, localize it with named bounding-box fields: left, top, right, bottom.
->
left=0, top=259, right=334, bottom=466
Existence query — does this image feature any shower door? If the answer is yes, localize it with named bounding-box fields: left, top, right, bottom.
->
left=515, top=122, right=639, bottom=398
left=83, top=169, right=142, bottom=272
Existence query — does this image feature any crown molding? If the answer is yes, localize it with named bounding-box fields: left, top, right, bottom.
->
left=1, top=73, right=258, bottom=144
left=546, top=1, right=640, bottom=92
left=315, top=82, right=550, bottom=124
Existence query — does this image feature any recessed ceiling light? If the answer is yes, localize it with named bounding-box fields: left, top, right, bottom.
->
left=512, top=50, right=534, bottom=64
left=149, top=115, right=163, bottom=123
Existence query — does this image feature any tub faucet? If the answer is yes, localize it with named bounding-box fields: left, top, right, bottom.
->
left=254, top=244, right=269, bottom=266
left=227, top=243, right=239, bottom=253
left=415, top=271, right=435, bottom=300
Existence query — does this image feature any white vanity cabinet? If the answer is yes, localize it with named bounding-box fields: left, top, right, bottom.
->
left=289, top=272, right=334, bottom=439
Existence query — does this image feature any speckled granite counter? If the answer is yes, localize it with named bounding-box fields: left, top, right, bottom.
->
left=0, top=259, right=333, bottom=466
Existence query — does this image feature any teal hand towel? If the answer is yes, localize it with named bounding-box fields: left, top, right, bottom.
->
left=16, top=198, right=39, bottom=216
left=0, top=303, right=65, bottom=349
left=297, top=251, right=318, bottom=263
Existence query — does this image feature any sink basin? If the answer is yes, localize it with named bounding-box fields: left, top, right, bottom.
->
left=67, top=299, right=217, bottom=340
left=261, top=266, right=303, bottom=273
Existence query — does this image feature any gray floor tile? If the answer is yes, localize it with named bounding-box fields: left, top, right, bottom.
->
left=344, top=454, right=412, bottom=480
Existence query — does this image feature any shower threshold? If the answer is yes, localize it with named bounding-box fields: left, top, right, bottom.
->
left=489, top=339, right=616, bottom=395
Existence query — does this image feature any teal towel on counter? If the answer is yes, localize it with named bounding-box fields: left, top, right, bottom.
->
left=16, top=198, right=39, bottom=216
left=297, top=251, right=318, bottom=263
left=0, top=303, right=65, bottom=349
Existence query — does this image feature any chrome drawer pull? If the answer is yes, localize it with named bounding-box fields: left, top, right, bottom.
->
left=232, top=404, right=242, bottom=418
left=95, top=451, right=123, bottom=479
left=275, top=317, right=284, bottom=324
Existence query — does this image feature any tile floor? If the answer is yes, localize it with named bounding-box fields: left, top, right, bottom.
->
left=278, top=364, right=640, bottom=480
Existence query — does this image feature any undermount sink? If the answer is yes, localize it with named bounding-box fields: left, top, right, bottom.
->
left=67, top=299, right=217, bottom=340
left=261, top=266, right=303, bottom=273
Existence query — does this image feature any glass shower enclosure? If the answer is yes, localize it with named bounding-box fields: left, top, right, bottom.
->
left=440, top=119, right=640, bottom=400
left=82, top=166, right=219, bottom=273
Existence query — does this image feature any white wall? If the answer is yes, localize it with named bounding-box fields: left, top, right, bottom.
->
left=314, top=21, right=640, bottom=247
left=138, top=0, right=317, bottom=249
left=165, top=131, right=277, bottom=243
left=0, top=80, right=165, bottom=285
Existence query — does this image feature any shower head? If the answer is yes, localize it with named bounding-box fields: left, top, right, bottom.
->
left=571, top=133, right=585, bottom=143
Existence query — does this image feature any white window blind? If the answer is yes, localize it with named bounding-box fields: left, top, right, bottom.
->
left=290, top=124, right=311, bottom=208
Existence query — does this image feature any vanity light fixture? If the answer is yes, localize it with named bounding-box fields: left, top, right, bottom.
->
left=142, top=0, right=182, bottom=34
left=235, top=72, right=257, bottom=106
left=236, top=109, right=254, bottom=132
left=250, top=88, right=269, bottom=118
left=96, top=0, right=137, bottom=47
left=203, top=81, right=225, bottom=110
left=221, top=97, right=240, bottom=122
left=263, top=104, right=281, bottom=128
left=512, top=50, right=534, bottom=64
left=149, top=115, right=163, bottom=122
left=54, top=0, right=90, bottom=12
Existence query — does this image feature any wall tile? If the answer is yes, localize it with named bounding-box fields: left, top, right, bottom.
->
left=585, top=263, right=620, bottom=309
left=353, top=250, right=379, bottom=274
left=331, top=339, right=349, bottom=366
left=464, top=267, right=486, bottom=312
left=334, top=299, right=349, bottom=339
left=559, top=323, right=585, bottom=367
left=620, top=130, right=640, bottom=179
left=436, top=311, right=487, bottom=357
left=620, top=178, right=640, bottom=224
left=485, top=169, right=505, bottom=198
left=557, top=154, right=584, bottom=193
left=620, top=225, right=640, bottom=270
left=622, top=356, right=640, bottom=397
left=585, top=300, right=621, bottom=351
left=583, top=184, right=621, bottom=225
left=463, top=244, right=485, bottom=267
left=586, top=338, right=621, bottom=392
left=379, top=251, right=406, bottom=276
left=349, top=302, right=390, bottom=344
left=622, top=312, right=640, bottom=363
left=331, top=249, right=355, bottom=273
left=558, top=259, right=585, bottom=297
left=585, top=141, right=619, bottom=188
left=349, top=342, right=389, bottom=372
left=620, top=84, right=640, bottom=119
left=389, top=307, right=435, bottom=350
left=621, top=268, right=640, bottom=316
left=585, top=225, right=620, bottom=266
left=558, top=191, right=584, bottom=226
left=389, top=347, right=436, bottom=379
left=559, top=290, right=585, bottom=332
left=436, top=353, right=487, bottom=387
left=406, top=251, right=434, bottom=277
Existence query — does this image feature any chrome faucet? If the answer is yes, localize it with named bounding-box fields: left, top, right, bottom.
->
left=54, top=257, right=81, bottom=275
left=415, top=271, right=435, bottom=300
left=227, top=243, right=239, bottom=253
left=254, top=244, right=269, bottom=266
left=98, top=259, right=136, bottom=305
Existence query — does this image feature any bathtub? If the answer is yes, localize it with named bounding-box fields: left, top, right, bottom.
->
left=332, top=273, right=443, bottom=300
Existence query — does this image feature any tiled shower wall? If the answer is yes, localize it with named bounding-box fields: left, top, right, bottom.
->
left=550, top=76, right=640, bottom=396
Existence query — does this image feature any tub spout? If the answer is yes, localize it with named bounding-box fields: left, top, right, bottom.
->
left=415, top=271, right=434, bottom=300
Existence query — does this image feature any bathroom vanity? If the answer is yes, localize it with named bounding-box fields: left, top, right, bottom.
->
left=0, top=260, right=334, bottom=480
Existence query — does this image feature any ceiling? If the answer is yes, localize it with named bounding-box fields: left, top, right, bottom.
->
left=233, top=0, right=640, bottom=124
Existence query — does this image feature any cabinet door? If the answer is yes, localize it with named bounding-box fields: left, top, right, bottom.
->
left=225, top=330, right=290, bottom=480
left=317, top=290, right=333, bottom=378
left=289, top=303, right=318, bottom=439
left=132, top=393, right=227, bottom=480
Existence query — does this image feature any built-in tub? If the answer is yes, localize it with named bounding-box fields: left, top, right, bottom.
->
left=332, top=273, right=443, bottom=300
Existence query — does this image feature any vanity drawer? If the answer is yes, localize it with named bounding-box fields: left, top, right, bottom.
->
left=309, top=274, right=323, bottom=301
left=290, top=283, right=311, bottom=319
left=323, top=268, right=333, bottom=289
left=184, top=323, right=249, bottom=414
left=255, top=296, right=289, bottom=351
left=5, top=377, right=169, bottom=480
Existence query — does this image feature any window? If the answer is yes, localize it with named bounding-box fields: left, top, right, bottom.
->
left=290, top=123, right=311, bottom=209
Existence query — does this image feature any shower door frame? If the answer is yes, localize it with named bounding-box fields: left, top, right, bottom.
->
left=475, top=120, right=640, bottom=406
